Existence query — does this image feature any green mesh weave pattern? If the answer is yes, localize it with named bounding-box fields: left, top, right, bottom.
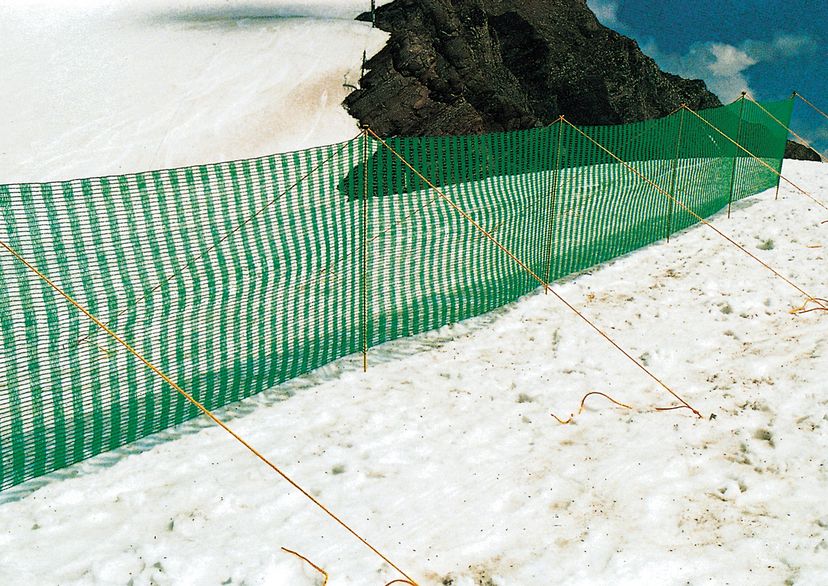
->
left=0, top=98, right=793, bottom=491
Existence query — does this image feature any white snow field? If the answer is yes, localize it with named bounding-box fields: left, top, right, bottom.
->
left=2, top=2, right=828, bottom=585
left=0, top=0, right=390, bottom=183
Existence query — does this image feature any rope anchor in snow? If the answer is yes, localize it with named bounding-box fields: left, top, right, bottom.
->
left=280, top=547, right=418, bottom=585
left=551, top=391, right=705, bottom=424
left=551, top=391, right=633, bottom=424
left=790, top=297, right=828, bottom=315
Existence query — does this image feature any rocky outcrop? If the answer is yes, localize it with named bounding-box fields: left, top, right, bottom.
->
left=345, top=0, right=722, bottom=136
left=785, top=140, right=822, bottom=161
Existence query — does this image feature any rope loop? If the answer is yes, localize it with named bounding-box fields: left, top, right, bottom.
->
left=551, top=391, right=633, bottom=424
left=790, top=297, right=828, bottom=315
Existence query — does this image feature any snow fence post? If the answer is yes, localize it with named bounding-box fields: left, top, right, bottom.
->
left=666, top=107, right=685, bottom=242
left=542, top=117, right=565, bottom=292
left=727, top=92, right=747, bottom=218
left=361, top=126, right=370, bottom=372
left=775, top=91, right=793, bottom=201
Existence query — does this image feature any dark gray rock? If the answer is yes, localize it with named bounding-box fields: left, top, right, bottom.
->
left=345, top=0, right=722, bottom=136
left=784, top=140, right=822, bottom=161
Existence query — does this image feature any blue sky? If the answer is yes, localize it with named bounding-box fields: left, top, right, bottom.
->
left=587, top=0, right=828, bottom=153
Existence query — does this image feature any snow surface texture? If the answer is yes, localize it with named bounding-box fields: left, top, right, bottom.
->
left=2, top=1, right=828, bottom=585
left=1, top=162, right=827, bottom=585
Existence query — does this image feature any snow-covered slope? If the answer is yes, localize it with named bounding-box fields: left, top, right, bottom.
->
left=1, top=2, right=827, bottom=585
left=0, top=1, right=389, bottom=183
left=1, top=161, right=826, bottom=585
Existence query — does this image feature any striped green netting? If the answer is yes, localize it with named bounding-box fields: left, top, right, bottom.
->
left=0, top=98, right=792, bottom=491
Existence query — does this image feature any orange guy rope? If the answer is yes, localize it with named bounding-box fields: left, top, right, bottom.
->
left=614, top=104, right=685, bottom=151
left=794, top=92, right=828, bottom=123
left=366, top=128, right=703, bottom=419
left=562, top=117, right=826, bottom=310
left=551, top=391, right=633, bottom=424
left=681, top=104, right=828, bottom=213
left=281, top=547, right=329, bottom=585
left=0, top=238, right=418, bottom=586
left=790, top=297, right=828, bottom=315
left=75, top=135, right=357, bottom=349
left=744, top=94, right=827, bottom=163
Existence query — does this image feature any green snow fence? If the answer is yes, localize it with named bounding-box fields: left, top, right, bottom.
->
left=0, top=98, right=792, bottom=491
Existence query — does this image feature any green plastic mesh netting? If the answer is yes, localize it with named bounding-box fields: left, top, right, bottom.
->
left=0, top=98, right=792, bottom=490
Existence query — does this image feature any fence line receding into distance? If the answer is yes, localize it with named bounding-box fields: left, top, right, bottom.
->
left=0, top=97, right=793, bottom=491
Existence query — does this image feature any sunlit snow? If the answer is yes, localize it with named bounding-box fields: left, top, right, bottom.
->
left=1, top=2, right=827, bottom=585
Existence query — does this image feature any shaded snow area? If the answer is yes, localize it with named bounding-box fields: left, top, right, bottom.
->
left=2, top=1, right=828, bottom=585
left=0, top=162, right=826, bottom=585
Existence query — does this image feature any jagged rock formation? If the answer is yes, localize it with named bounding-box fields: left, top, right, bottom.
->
left=345, top=0, right=820, bottom=162
left=345, top=0, right=721, bottom=136
left=784, top=140, right=822, bottom=161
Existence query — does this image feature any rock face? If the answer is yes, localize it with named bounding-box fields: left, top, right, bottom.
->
left=784, top=140, right=822, bottom=161
left=345, top=0, right=722, bottom=136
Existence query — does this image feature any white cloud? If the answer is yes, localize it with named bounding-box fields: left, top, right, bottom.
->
left=806, top=125, right=828, bottom=152
left=642, top=41, right=755, bottom=102
left=584, top=5, right=820, bottom=106
left=641, top=33, right=818, bottom=103
left=587, top=0, right=622, bottom=28
left=743, top=33, right=819, bottom=61
left=706, top=43, right=757, bottom=77
left=794, top=125, right=828, bottom=156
